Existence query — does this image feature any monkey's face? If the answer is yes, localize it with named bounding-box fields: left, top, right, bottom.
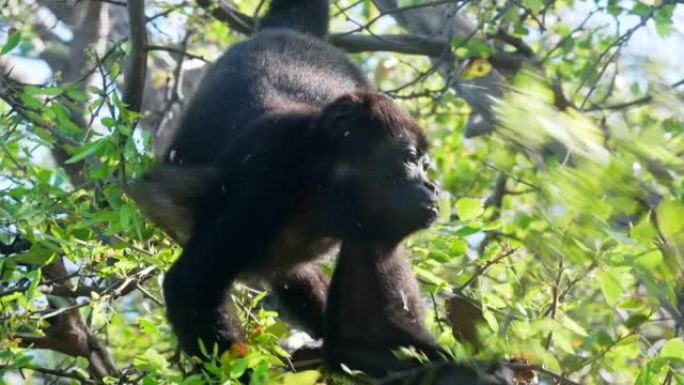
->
left=318, top=92, right=439, bottom=241
left=325, top=138, right=439, bottom=242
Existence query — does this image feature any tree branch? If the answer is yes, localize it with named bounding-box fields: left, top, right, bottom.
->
left=454, top=247, right=517, bottom=294
left=123, top=0, right=148, bottom=114
left=0, top=365, right=95, bottom=385
left=19, top=259, right=119, bottom=380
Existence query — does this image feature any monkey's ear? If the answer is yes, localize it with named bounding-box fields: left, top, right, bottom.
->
left=319, top=93, right=365, bottom=140
left=125, top=166, right=218, bottom=245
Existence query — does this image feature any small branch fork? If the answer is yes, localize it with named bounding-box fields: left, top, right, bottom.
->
left=15, top=259, right=119, bottom=380
left=197, top=0, right=530, bottom=72
left=454, top=246, right=518, bottom=294
left=577, top=0, right=681, bottom=110
left=6, top=258, right=159, bottom=378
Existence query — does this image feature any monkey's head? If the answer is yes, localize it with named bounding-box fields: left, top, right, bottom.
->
left=318, top=92, right=440, bottom=242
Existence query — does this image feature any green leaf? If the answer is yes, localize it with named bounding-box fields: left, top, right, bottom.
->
left=24, top=85, right=64, bottom=96
left=133, top=349, right=169, bottom=371
left=265, top=321, right=289, bottom=338
left=483, top=291, right=506, bottom=308
left=662, top=118, right=684, bottom=135
left=630, top=214, right=657, bottom=246
left=557, top=313, right=588, bottom=336
left=660, top=338, right=684, bottom=361
left=138, top=319, right=159, bottom=336
left=277, top=371, right=320, bottom=385
left=1, top=31, right=21, bottom=55
left=229, top=357, right=248, bottom=379
left=632, top=2, right=650, bottom=17
left=455, top=225, right=481, bottom=236
left=482, top=309, right=498, bottom=332
left=634, top=365, right=659, bottom=385
left=271, top=344, right=289, bottom=358
left=26, top=269, right=42, bottom=299
left=101, top=117, right=116, bottom=128
left=654, top=5, right=675, bottom=37
left=414, top=266, right=447, bottom=287
left=249, top=360, right=269, bottom=385
left=634, top=250, right=663, bottom=272
left=635, top=361, right=665, bottom=385
left=522, top=0, right=544, bottom=12
left=449, top=239, right=467, bottom=256
left=625, top=313, right=650, bottom=329
left=656, top=200, right=684, bottom=242
left=597, top=270, right=623, bottom=306
left=65, top=138, right=108, bottom=164
left=119, top=205, right=130, bottom=229
left=427, top=249, right=451, bottom=263
left=455, top=198, right=484, bottom=221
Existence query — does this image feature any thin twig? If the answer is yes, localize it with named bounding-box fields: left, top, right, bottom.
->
left=454, top=247, right=517, bottom=294
left=0, top=365, right=95, bottom=385
left=146, top=45, right=208, bottom=63
left=544, top=260, right=564, bottom=350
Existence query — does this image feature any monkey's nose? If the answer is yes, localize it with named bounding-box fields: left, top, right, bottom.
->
left=423, top=181, right=439, bottom=195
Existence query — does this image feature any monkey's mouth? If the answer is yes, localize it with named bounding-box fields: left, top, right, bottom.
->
left=426, top=205, right=440, bottom=223
left=415, top=200, right=439, bottom=227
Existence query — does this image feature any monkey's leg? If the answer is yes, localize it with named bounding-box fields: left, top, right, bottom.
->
left=270, top=263, right=329, bottom=338
left=163, top=237, right=245, bottom=357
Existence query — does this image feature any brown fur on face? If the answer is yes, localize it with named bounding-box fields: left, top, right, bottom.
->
left=317, top=92, right=428, bottom=164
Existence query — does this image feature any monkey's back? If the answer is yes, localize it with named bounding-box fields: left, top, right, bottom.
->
left=166, top=30, right=369, bottom=167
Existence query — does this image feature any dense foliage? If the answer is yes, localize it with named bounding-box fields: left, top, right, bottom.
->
left=0, top=1, right=682, bottom=384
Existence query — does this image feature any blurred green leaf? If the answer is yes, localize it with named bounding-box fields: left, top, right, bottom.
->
left=275, top=371, right=320, bottom=385
left=65, top=138, right=108, bottom=164
left=1, top=31, right=20, bottom=55
left=660, top=338, right=684, bottom=362
left=455, top=198, right=484, bottom=221
left=597, top=270, right=623, bottom=306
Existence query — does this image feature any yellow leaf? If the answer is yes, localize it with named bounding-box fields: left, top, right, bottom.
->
left=462, top=59, right=492, bottom=80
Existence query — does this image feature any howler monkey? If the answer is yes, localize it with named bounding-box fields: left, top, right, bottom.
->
left=131, top=0, right=440, bottom=362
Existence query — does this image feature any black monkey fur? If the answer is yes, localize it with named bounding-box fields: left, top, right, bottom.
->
left=132, top=2, right=512, bottom=383
left=133, top=0, right=439, bottom=357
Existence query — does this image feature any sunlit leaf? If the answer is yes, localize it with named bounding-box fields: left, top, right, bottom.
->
left=557, top=313, right=588, bottom=337
left=139, top=319, right=159, bottom=336
left=660, top=338, right=684, bottom=362
left=482, top=309, right=498, bottom=332
left=597, top=270, right=623, bottom=306
left=462, top=59, right=492, bottom=80
left=275, top=371, right=320, bottom=385
left=656, top=200, right=684, bottom=242
left=455, top=198, right=484, bottom=221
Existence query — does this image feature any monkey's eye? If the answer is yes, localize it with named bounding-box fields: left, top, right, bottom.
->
left=403, top=149, right=418, bottom=164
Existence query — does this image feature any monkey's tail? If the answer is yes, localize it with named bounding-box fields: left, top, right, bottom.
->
left=258, top=0, right=329, bottom=38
